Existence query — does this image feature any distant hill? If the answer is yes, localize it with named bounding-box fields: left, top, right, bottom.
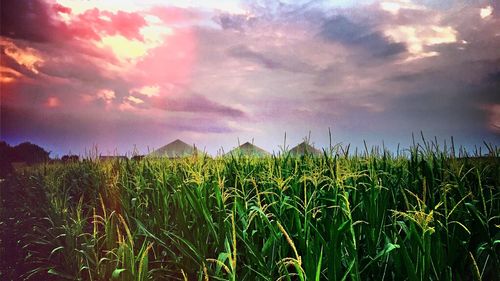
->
left=149, top=139, right=196, bottom=158
left=227, top=142, right=270, bottom=156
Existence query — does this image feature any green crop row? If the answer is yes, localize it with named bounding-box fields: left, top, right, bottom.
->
left=2, top=144, right=499, bottom=280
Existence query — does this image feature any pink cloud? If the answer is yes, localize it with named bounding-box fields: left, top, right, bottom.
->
left=151, top=6, right=201, bottom=24
left=45, top=96, right=61, bottom=108
left=133, top=27, right=197, bottom=86
left=68, top=8, right=147, bottom=41
left=53, top=3, right=72, bottom=14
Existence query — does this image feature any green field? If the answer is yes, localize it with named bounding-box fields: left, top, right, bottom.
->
left=1, top=144, right=499, bottom=281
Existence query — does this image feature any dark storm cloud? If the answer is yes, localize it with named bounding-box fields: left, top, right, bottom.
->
left=319, top=15, right=406, bottom=58
left=0, top=0, right=65, bottom=42
left=486, top=70, right=500, bottom=83
left=469, top=59, right=500, bottom=86
left=381, top=59, right=500, bottom=137
left=1, top=0, right=147, bottom=43
left=215, top=13, right=257, bottom=31
left=379, top=88, right=496, bottom=140
left=203, top=0, right=500, bottom=146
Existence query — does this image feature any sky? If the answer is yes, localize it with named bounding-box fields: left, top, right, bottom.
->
left=1, top=0, right=499, bottom=156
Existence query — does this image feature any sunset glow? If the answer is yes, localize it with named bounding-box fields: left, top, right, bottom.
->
left=131, top=85, right=161, bottom=97
left=0, top=66, right=23, bottom=83
left=2, top=40, right=44, bottom=74
left=45, top=97, right=61, bottom=108
left=1, top=0, right=499, bottom=155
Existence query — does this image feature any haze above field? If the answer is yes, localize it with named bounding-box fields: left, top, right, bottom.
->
left=1, top=0, right=499, bottom=156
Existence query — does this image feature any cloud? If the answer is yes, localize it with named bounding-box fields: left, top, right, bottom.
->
left=480, top=6, right=493, bottom=19
left=1, top=39, right=45, bottom=74
left=150, top=6, right=202, bottom=24
left=68, top=8, right=147, bottom=41
left=97, top=89, right=116, bottom=102
left=0, top=0, right=64, bottom=42
left=381, top=56, right=500, bottom=135
left=0, top=65, right=22, bottom=83
left=1, top=102, right=238, bottom=154
left=1, top=0, right=499, bottom=155
left=152, top=93, right=246, bottom=118
left=45, top=97, right=61, bottom=108
left=131, top=24, right=197, bottom=86
left=379, top=0, right=426, bottom=15
left=319, top=15, right=406, bottom=58
left=215, top=13, right=257, bottom=31
left=1, top=0, right=147, bottom=44
left=130, top=85, right=160, bottom=97
left=227, top=45, right=282, bottom=69
left=383, top=23, right=457, bottom=61
left=227, top=43, right=320, bottom=74
left=53, top=3, right=72, bottom=14
left=125, top=95, right=144, bottom=104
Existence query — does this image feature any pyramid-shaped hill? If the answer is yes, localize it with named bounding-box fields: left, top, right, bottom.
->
left=149, top=139, right=197, bottom=158
left=289, top=141, right=322, bottom=156
left=226, top=142, right=271, bottom=157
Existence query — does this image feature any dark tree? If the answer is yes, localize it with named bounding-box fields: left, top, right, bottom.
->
left=61, top=155, right=79, bottom=162
left=11, top=142, right=50, bottom=164
left=0, top=141, right=13, bottom=177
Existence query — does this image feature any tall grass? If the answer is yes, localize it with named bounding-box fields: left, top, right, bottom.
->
left=4, top=143, right=499, bottom=280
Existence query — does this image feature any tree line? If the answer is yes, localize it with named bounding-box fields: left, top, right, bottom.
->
left=0, top=141, right=50, bottom=177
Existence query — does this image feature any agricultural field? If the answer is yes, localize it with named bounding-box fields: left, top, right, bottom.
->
left=1, top=144, right=499, bottom=281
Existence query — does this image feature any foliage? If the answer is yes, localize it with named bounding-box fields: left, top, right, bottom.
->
left=0, top=141, right=50, bottom=177
left=2, top=142, right=499, bottom=280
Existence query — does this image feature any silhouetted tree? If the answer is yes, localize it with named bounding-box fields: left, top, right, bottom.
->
left=11, top=142, right=50, bottom=164
left=0, top=141, right=13, bottom=177
left=61, top=155, right=79, bottom=162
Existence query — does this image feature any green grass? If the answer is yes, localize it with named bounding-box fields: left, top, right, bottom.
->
left=2, top=142, right=499, bottom=280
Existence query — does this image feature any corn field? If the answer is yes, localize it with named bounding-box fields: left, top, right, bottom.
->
left=1, top=143, right=499, bottom=281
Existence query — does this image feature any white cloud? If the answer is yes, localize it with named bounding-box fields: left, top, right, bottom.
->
left=119, top=101, right=136, bottom=111
left=97, top=89, right=116, bottom=103
left=97, top=35, right=149, bottom=61
left=384, top=25, right=457, bottom=61
left=126, top=95, right=145, bottom=104
left=380, top=0, right=425, bottom=15
left=130, top=85, right=160, bottom=97
left=480, top=6, right=493, bottom=19
left=140, top=15, right=173, bottom=50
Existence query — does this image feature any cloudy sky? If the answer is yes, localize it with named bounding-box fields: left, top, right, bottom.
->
left=1, top=0, right=499, bottom=156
